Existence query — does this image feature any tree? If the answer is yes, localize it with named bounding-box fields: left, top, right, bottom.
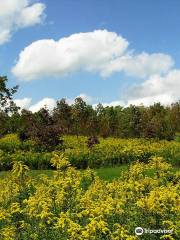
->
left=71, top=97, right=89, bottom=136
left=53, top=98, right=73, bottom=134
left=85, top=105, right=98, bottom=136
left=96, top=104, right=110, bottom=138
left=19, top=108, right=62, bottom=150
left=170, top=101, right=180, bottom=134
left=0, top=76, right=19, bottom=136
left=141, top=103, right=175, bottom=140
left=0, top=76, right=19, bottom=113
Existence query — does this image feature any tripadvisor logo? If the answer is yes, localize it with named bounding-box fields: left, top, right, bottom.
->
left=135, top=227, right=173, bottom=236
left=135, top=227, right=144, bottom=235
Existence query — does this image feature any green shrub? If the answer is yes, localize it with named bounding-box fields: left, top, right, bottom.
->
left=0, top=134, right=21, bottom=152
left=0, top=135, right=179, bottom=170
left=0, top=150, right=52, bottom=170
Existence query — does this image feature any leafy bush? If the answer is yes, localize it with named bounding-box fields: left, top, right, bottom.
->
left=0, top=151, right=52, bottom=171
left=0, top=134, right=21, bottom=152
left=0, top=134, right=36, bottom=152
left=63, top=136, right=180, bottom=168
left=174, top=133, right=180, bottom=142
left=0, top=135, right=179, bottom=170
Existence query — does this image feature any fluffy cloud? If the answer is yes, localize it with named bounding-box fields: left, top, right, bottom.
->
left=103, top=52, right=173, bottom=78
left=12, top=30, right=173, bottom=80
left=14, top=63, right=180, bottom=110
left=12, top=30, right=128, bottom=80
left=14, top=93, right=95, bottom=113
left=0, top=0, right=45, bottom=45
left=14, top=97, right=56, bottom=112
left=14, top=68, right=180, bottom=114
left=29, top=98, right=56, bottom=113
left=127, top=94, right=175, bottom=106
left=126, top=69, right=180, bottom=106
left=14, top=97, right=32, bottom=109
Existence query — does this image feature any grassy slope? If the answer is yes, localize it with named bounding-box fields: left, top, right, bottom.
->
left=0, top=165, right=178, bottom=181
left=0, top=165, right=129, bottom=181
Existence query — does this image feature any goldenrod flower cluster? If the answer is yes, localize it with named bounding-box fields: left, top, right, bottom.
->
left=63, top=136, right=180, bottom=168
left=0, top=134, right=180, bottom=170
left=0, top=156, right=179, bottom=239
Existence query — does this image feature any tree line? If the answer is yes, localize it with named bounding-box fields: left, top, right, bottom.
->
left=0, top=76, right=180, bottom=148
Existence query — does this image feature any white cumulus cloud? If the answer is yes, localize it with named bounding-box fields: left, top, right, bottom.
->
left=14, top=97, right=32, bottom=109
left=125, top=69, right=180, bottom=106
left=14, top=97, right=56, bottom=112
left=103, top=52, right=173, bottom=78
left=0, top=0, right=45, bottom=45
left=14, top=93, right=95, bottom=113
left=127, top=94, right=174, bottom=106
left=29, top=98, right=56, bottom=113
left=12, top=29, right=173, bottom=80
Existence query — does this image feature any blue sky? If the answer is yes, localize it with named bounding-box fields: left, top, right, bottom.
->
left=1, top=0, right=180, bottom=111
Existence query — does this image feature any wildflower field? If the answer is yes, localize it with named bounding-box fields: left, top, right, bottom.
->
left=0, top=134, right=179, bottom=170
left=0, top=134, right=179, bottom=239
left=0, top=154, right=179, bottom=240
